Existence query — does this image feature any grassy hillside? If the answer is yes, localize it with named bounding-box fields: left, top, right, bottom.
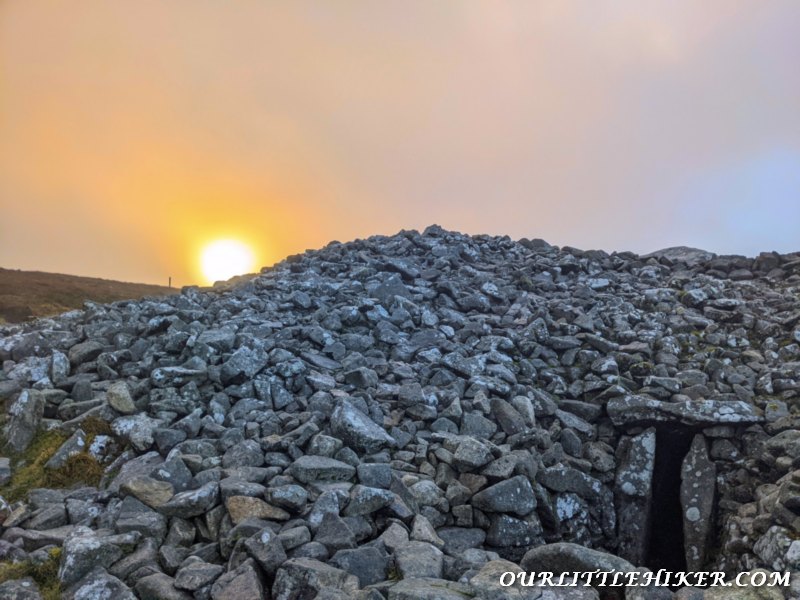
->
left=0, top=267, right=178, bottom=323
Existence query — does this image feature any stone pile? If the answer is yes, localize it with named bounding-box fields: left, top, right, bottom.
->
left=0, top=226, right=799, bottom=599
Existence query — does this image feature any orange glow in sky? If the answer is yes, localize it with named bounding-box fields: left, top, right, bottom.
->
left=2, top=2, right=799, bottom=285
left=200, top=239, right=256, bottom=285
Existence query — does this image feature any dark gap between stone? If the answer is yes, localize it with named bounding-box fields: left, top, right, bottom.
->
left=645, top=426, right=694, bottom=574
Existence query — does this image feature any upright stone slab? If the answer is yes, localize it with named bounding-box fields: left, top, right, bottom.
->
left=4, top=389, right=45, bottom=453
left=681, top=434, right=716, bottom=570
left=614, top=427, right=656, bottom=565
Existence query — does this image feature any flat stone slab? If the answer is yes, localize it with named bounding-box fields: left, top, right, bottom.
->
left=607, top=395, right=763, bottom=428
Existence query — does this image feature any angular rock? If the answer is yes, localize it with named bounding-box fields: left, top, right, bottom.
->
left=209, top=559, right=263, bottom=600
left=58, top=526, right=125, bottom=586
left=387, top=578, right=474, bottom=600
left=289, top=455, right=356, bottom=484
left=4, top=390, right=45, bottom=453
left=272, top=558, right=359, bottom=600
left=486, top=513, right=543, bottom=548
left=330, top=399, right=396, bottom=454
left=0, top=578, right=43, bottom=600
left=120, top=476, right=175, bottom=509
left=174, top=560, right=224, bottom=591
left=521, top=542, right=634, bottom=575
left=45, top=428, right=87, bottom=469
left=134, top=573, right=193, bottom=600
left=106, top=381, right=137, bottom=415
left=329, top=546, right=388, bottom=586
left=158, top=482, right=220, bottom=518
left=70, top=567, right=137, bottom=600
left=225, top=495, right=290, bottom=524
left=453, top=438, right=493, bottom=470
left=343, top=484, right=395, bottom=516
left=395, top=541, right=444, bottom=579
left=244, top=527, right=288, bottom=576
left=69, top=340, right=104, bottom=367
left=220, top=346, right=268, bottom=385
left=111, top=415, right=162, bottom=452
left=471, top=475, right=536, bottom=517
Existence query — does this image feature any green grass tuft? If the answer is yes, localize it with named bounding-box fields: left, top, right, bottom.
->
left=0, top=547, right=61, bottom=600
left=0, top=427, right=106, bottom=502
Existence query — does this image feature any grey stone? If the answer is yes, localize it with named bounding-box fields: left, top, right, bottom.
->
left=221, top=440, right=264, bottom=469
left=330, top=546, right=388, bottom=586
left=0, top=578, right=43, bottom=600
left=330, top=399, right=396, bottom=454
left=209, top=559, right=263, bottom=600
left=436, top=527, right=486, bottom=555
left=470, top=559, right=543, bottom=600
left=134, top=573, right=193, bottom=600
left=289, top=455, right=356, bottom=484
left=471, top=475, right=537, bottom=516
left=491, top=398, right=528, bottom=435
left=150, top=366, right=207, bottom=388
left=453, top=438, right=493, bottom=470
left=272, top=558, right=359, bottom=600
left=607, top=396, right=763, bottom=428
left=220, top=346, right=268, bottom=385
left=106, top=381, right=137, bottom=415
left=680, top=434, right=716, bottom=571
left=69, top=340, right=105, bottom=366
left=45, top=428, right=87, bottom=469
left=411, top=514, right=445, bottom=549
left=314, top=512, right=357, bottom=551
left=521, top=542, right=634, bottom=576
left=106, top=451, right=164, bottom=494
left=244, top=527, right=287, bottom=576
left=266, top=484, right=308, bottom=512
left=4, top=389, right=45, bottom=453
left=157, top=482, right=220, bottom=518
left=70, top=567, right=137, bottom=600
left=0, top=456, right=11, bottom=486
left=486, top=513, right=543, bottom=548
left=58, top=526, right=125, bottom=586
left=115, top=496, right=168, bottom=541
left=356, top=462, right=392, bottom=488
left=614, top=428, right=656, bottom=565
left=387, top=578, right=474, bottom=600
left=111, top=414, right=162, bottom=452
left=343, top=484, right=395, bottom=516
left=538, top=465, right=603, bottom=498
left=395, top=541, right=444, bottom=579
left=225, top=495, right=289, bottom=524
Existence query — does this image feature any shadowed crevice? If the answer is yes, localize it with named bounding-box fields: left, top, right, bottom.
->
left=645, top=427, right=694, bottom=573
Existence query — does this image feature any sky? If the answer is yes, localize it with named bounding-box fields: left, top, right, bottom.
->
left=1, top=1, right=799, bottom=286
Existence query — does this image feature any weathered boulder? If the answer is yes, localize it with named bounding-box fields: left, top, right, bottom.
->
left=272, top=558, right=359, bottom=600
left=521, top=542, right=635, bottom=575
left=106, top=381, right=137, bottom=415
left=0, top=578, right=43, bottom=600
left=4, top=389, right=45, bottom=453
left=472, top=475, right=537, bottom=516
left=330, top=399, right=396, bottom=453
left=58, top=527, right=125, bottom=586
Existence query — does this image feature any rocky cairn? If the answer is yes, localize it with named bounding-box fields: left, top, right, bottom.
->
left=1, top=226, right=800, bottom=599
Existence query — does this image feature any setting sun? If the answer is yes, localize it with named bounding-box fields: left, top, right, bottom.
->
left=200, top=239, right=256, bottom=284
